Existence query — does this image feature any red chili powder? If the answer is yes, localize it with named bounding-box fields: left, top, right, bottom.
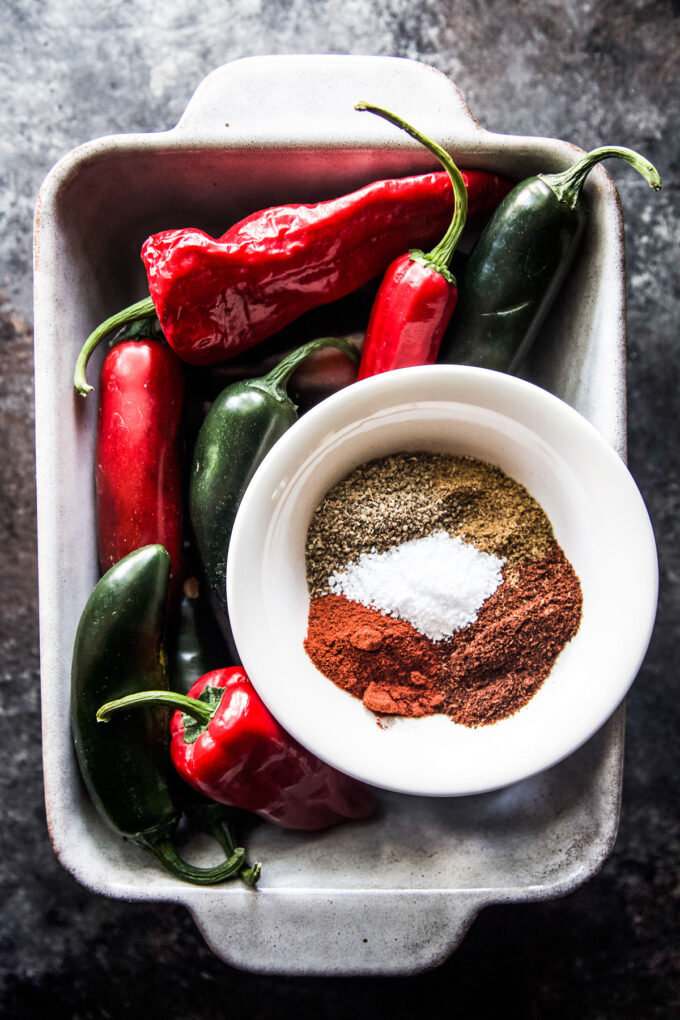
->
left=305, top=595, right=446, bottom=716
left=304, top=540, right=582, bottom=727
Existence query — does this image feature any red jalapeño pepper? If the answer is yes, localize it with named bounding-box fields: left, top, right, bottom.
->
left=95, top=337, right=185, bottom=586
left=73, top=169, right=511, bottom=393
left=97, top=667, right=375, bottom=830
left=356, top=104, right=468, bottom=379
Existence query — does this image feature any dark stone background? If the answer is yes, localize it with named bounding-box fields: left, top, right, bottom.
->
left=1, top=1, right=678, bottom=1016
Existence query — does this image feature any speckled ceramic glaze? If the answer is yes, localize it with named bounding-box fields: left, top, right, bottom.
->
left=34, top=55, right=633, bottom=976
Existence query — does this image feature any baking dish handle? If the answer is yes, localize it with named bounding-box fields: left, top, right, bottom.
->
left=191, top=890, right=482, bottom=977
left=173, top=54, right=487, bottom=145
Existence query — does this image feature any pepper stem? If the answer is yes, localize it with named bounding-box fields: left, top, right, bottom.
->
left=539, top=146, right=662, bottom=209
left=257, top=336, right=359, bottom=399
left=73, top=295, right=158, bottom=396
left=139, top=835, right=246, bottom=885
left=191, top=801, right=262, bottom=886
left=213, top=821, right=261, bottom=886
left=355, top=102, right=468, bottom=281
left=97, top=689, right=214, bottom=726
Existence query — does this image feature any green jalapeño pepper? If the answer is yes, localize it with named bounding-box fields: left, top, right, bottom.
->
left=439, top=145, right=661, bottom=373
left=163, top=556, right=262, bottom=881
left=167, top=563, right=231, bottom=697
left=70, top=545, right=249, bottom=884
left=97, top=666, right=375, bottom=830
left=190, top=336, right=358, bottom=611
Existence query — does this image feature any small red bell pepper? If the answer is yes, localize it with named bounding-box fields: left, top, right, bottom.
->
left=97, top=666, right=375, bottom=830
left=356, top=104, right=468, bottom=379
left=95, top=337, right=185, bottom=588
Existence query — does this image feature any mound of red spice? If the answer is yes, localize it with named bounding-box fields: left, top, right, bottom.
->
left=305, top=595, right=445, bottom=716
left=444, top=542, right=582, bottom=726
left=304, top=540, right=583, bottom=727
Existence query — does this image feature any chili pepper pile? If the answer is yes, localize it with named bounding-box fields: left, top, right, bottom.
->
left=69, top=96, right=661, bottom=886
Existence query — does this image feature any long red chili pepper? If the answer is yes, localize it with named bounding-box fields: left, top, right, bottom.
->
left=95, top=337, right=184, bottom=587
left=356, top=104, right=468, bottom=379
left=73, top=169, right=511, bottom=393
left=97, top=666, right=376, bottom=831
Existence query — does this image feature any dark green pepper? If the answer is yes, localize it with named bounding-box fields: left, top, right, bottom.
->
left=439, top=145, right=661, bottom=374
left=164, top=566, right=261, bottom=883
left=167, top=573, right=231, bottom=696
left=190, top=336, right=359, bottom=611
left=70, top=544, right=247, bottom=884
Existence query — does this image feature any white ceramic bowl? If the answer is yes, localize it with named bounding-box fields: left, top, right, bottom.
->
left=227, top=365, right=658, bottom=797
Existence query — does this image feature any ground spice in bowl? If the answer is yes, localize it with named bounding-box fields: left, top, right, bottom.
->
left=304, top=452, right=582, bottom=727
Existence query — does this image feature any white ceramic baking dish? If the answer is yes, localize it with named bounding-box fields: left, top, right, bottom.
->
left=34, top=54, right=629, bottom=977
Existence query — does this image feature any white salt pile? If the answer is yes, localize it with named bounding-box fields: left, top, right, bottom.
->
left=328, top=531, right=505, bottom=642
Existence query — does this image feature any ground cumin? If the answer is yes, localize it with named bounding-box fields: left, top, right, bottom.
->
left=304, top=540, right=583, bottom=727
left=306, top=452, right=555, bottom=598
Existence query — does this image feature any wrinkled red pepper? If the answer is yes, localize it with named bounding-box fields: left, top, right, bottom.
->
left=98, top=666, right=375, bottom=830
left=73, top=169, right=511, bottom=392
left=95, top=338, right=185, bottom=586
left=141, top=169, right=509, bottom=366
left=357, top=104, right=468, bottom=379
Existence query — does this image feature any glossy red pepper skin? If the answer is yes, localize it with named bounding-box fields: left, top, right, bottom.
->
left=95, top=339, right=185, bottom=583
left=141, top=170, right=511, bottom=367
left=357, top=253, right=458, bottom=378
left=355, top=104, right=469, bottom=380
left=170, top=668, right=375, bottom=830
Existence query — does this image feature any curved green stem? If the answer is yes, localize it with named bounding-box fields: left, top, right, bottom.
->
left=73, top=295, right=158, bottom=396
left=140, top=835, right=246, bottom=885
left=100, top=695, right=259, bottom=885
left=97, top=689, right=214, bottom=725
left=355, top=102, right=468, bottom=280
left=257, top=336, right=359, bottom=399
left=205, top=809, right=262, bottom=886
left=539, top=146, right=662, bottom=209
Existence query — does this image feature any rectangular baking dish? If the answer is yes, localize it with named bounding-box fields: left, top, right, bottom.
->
left=34, top=54, right=627, bottom=977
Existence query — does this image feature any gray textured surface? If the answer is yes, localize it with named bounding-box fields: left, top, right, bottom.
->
left=2, top=0, right=679, bottom=1016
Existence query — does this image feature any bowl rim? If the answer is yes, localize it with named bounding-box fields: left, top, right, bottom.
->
left=227, top=364, right=658, bottom=797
